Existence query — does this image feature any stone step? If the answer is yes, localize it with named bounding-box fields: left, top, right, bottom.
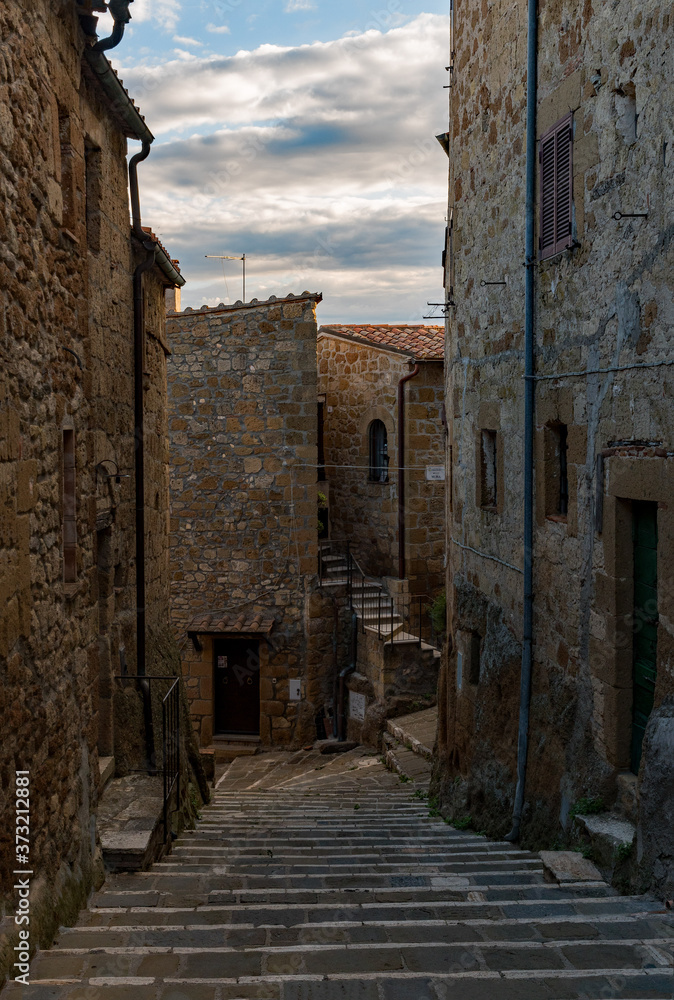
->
left=76, top=894, right=669, bottom=927
left=58, top=913, right=674, bottom=949
left=6, top=970, right=674, bottom=1000
left=28, top=935, right=674, bottom=982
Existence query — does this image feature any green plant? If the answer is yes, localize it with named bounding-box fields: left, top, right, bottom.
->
left=413, top=789, right=428, bottom=801
left=398, top=773, right=411, bottom=783
left=615, top=842, right=633, bottom=863
left=570, top=796, right=605, bottom=820
left=427, top=590, right=447, bottom=636
left=354, top=804, right=360, bottom=810
left=453, top=815, right=472, bottom=831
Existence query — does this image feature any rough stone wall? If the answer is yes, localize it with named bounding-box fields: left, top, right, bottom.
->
left=0, top=1, right=176, bottom=978
left=439, top=0, right=674, bottom=866
left=317, top=334, right=445, bottom=598
left=167, top=295, right=331, bottom=748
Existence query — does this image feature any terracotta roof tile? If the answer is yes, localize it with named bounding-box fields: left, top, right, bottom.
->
left=319, top=324, right=444, bottom=360
left=187, top=613, right=275, bottom=636
left=141, top=226, right=182, bottom=274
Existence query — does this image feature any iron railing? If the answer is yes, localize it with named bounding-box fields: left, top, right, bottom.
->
left=318, top=541, right=443, bottom=650
left=114, top=674, right=182, bottom=843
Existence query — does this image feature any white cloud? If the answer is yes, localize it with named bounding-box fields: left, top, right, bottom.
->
left=123, top=15, right=449, bottom=321
left=285, top=0, right=317, bottom=10
left=173, top=35, right=203, bottom=46
left=129, top=0, right=181, bottom=32
left=206, top=22, right=231, bottom=34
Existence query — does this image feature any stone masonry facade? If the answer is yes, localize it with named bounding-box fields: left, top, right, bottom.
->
left=0, top=0, right=182, bottom=980
left=167, top=294, right=336, bottom=749
left=437, top=0, right=674, bottom=892
left=317, top=327, right=445, bottom=600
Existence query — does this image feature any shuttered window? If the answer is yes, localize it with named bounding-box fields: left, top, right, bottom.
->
left=539, top=113, right=573, bottom=260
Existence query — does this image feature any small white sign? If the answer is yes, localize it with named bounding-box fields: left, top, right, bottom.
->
left=349, top=690, right=366, bottom=721
left=426, top=465, right=445, bottom=481
left=289, top=678, right=302, bottom=701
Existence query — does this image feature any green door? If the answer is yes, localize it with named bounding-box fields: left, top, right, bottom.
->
left=631, top=501, right=658, bottom=774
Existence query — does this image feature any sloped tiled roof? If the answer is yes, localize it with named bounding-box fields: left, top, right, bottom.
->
left=141, top=227, right=182, bottom=275
left=319, top=324, right=444, bottom=360
left=187, top=613, right=275, bottom=636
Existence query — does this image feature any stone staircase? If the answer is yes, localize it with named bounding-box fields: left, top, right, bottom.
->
left=319, top=544, right=441, bottom=654
left=383, top=706, right=436, bottom=789
left=8, top=748, right=674, bottom=999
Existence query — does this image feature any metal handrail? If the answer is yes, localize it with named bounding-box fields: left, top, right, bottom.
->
left=162, top=679, right=180, bottom=843
left=114, top=674, right=182, bottom=843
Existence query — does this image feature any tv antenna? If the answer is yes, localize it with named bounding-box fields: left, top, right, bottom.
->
left=205, top=253, right=247, bottom=302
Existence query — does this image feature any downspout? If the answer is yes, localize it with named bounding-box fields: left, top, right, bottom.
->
left=397, top=362, right=420, bottom=579
left=129, top=139, right=157, bottom=764
left=337, top=612, right=358, bottom=741
left=505, top=0, right=538, bottom=843
left=93, top=0, right=134, bottom=52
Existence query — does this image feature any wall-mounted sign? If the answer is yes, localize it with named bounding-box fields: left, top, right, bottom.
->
left=289, top=678, right=302, bottom=701
left=426, top=465, right=445, bottom=481
left=217, top=656, right=228, bottom=670
left=349, top=690, right=366, bottom=721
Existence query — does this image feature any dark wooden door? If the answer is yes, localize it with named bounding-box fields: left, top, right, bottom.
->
left=631, top=501, right=658, bottom=774
left=213, top=638, right=260, bottom=736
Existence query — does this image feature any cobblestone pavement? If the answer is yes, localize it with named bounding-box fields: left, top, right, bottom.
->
left=5, top=747, right=674, bottom=998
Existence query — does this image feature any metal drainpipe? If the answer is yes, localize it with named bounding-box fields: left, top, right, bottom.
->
left=93, top=0, right=134, bottom=52
left=505, top=0, right=538, bottom=844
left=337, top=612, right=358, bottom=741
left=397, top=362, right=420, bottom=579
left=129, top=140, right=157, bottom=766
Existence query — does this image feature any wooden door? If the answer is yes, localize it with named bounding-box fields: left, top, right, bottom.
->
left=631, top=501, right=658, bottom=774
left=213, top=638, right=260, bottom=736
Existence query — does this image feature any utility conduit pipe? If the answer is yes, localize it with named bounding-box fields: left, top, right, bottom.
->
left=505, top=0, right=538, bottom=843
left=398, top=362, right=420, bottom=579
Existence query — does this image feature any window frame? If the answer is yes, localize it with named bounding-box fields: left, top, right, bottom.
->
left=539, top=112, right=574, bottom=260
left=368, top=419, right=389, bottom=484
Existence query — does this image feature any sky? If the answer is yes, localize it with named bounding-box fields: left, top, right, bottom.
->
left=99, top=0, right=450, bottom=323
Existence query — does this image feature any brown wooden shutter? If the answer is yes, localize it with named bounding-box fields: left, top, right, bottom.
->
left=539, top=113, right=573, bottom=260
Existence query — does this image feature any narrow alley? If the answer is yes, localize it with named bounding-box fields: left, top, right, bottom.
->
left=6, top=749, right=674, bottom=999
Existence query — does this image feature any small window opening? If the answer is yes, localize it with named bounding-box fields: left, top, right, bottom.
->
left=480, top=429, right=497, bottom=508
left=368, top=420, right=389, bottom=483
left=63, top=430, right=77, bottom=582
left=59, top=108, right=76, bottom=231
left=85, top=141, right=102, bottom=253
left=544, top=422, right=569, bottom=519
left=615, top=84, right=637, bottom=145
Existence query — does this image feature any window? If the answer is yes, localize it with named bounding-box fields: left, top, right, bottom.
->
left=85, top=141, right=102, bottom=253
left=368, top=420, right=389, bottom=483
left=544, top=422, right=569, bottom=518
left=63, top=430, right=77, bottom=582
left=539, top=113, right=573, bottom=259
left=59, top=108, right=76, bottom=232
left=479, top=429, right=497, bottom=509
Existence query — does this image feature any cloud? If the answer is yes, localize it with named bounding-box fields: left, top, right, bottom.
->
left=173, top=35, right=203, bottom=46
left=284, top=0, right=317, bottom=10
left=130, top=0, right=181, bottom=32
left=206, top=22, right=231, bottom=34
left=122, top=15, right=449, bottom=321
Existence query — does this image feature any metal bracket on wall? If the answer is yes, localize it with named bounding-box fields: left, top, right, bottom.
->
left=188, top=632, right=203, bottom=653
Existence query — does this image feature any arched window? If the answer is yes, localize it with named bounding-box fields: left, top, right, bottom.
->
left=368, top=420, right=389, bottom=483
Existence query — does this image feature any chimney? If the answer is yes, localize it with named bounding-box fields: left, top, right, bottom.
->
left=165, top=285, right=181, bottom=313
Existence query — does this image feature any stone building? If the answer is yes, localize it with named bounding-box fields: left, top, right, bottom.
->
left=437, top=0, right=674, bottom=891
left=167, top=294, right=338, bottom=750
left=317, top=324, right=446, bottom=600
left=0, top=0, right=185, bottom=979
